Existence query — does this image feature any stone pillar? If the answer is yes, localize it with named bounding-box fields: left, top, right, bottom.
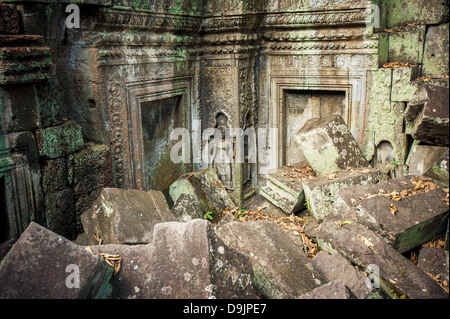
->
left=199, top=0, right=262, bottom=207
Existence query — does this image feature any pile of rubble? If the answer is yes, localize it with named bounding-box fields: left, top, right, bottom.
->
left=0, top=88, right=448, bottom=299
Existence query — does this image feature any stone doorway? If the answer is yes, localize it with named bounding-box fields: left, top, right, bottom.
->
left=283, top=90, right=346, bottom=165
left=141, top=96, right=185, bottom=204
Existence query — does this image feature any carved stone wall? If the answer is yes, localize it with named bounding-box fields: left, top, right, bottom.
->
left=2, top=0, right=379, bottom=210
left=2, top=0, right=447, bottom=239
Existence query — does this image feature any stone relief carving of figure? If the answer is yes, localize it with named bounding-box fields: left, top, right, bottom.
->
left=210, top=113, right=235, bottom=191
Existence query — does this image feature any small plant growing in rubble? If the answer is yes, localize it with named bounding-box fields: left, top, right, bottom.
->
left=304, top=198, right=311, bottom=212
left=205, top=212, right=214, bottom=220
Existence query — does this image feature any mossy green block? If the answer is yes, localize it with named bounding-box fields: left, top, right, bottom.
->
left=391, top=66, right=420, bottom=102
left=422, top=23, right=449, bottom=79
left=36, top=121, right=84, bottom=159
left=388, top=26, right=426, bottom=65
left=386, top=0, right=448, bottom=27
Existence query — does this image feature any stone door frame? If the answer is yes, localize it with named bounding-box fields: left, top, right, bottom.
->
left=269, top=69, right=366, bottom=168
left=126, top=77, right=193, bottom=191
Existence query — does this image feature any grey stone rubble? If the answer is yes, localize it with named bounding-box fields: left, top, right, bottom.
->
left=81, top=188, right=176, bottom=245
left=0, top=222, right=113, bottom=299
left=405, top=84, right=449, bottom=146
left=332, top=175, right=449, bottom=253
left=2, top=111, right=449, bottom=299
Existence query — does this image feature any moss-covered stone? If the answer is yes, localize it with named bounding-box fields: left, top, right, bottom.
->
left=391, top=66, right=421, bottom=102
left=35, top=120, right=83, bottom=159
left=388, top=26, right=426, bottom=65
left=386, top=0, right=449, bottom=27
left=422, top=23, right=449, bottom=79
left=295, top=115, right=369, bottom=176
left=363, top=68, right=408, bottom=163
left=169, top=168, right=236, bottom=223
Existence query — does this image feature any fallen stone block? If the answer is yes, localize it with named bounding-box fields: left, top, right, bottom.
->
left=417, top=247, right=449, bottom=285
left=81, top=188, right=176, bottom=245
left=86, top=244, right=153, bottom=299
left=171, top=194, right=203, bottom=222
left=169, top=168, right=236, bottom=223
left=310, top=251, right=374, bottom=299
left=87, top=220, right=257, bottom=299
left=405, top=84, right=449, bottom=146
left=0, top=222, right=113, bottom=299
left=317, top=215, right=448, bottom=299
left=294, top=115, right=369, bottom=176
left=216, top=220, right=322, bottom=299
left=244, top=194, right=288, bottom=218
left=35, top=120, right=84, bottom=159
left=216, top=213, right=239, bottom=229
left=151, top=219, right=257, bottom=299
left=333, top=176, right=448, bottom=253
left=424, top=148, right=449, bottom=187
left=302, top=167, right=384, bottom=222
left=407, top=145, right=448, bottom=175
left=298, top=280, right=356, bottom=300
left=260, top=163, right=314, bottom=214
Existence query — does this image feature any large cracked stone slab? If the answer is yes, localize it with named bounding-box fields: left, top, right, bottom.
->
left=317, top=215, right=448, bottom=299
left=216, top=220, right=322, bottom=299
left=302, top=167, right=384, bottom=222
left=333, top=176, right=449, bottom=253
left=417, top=247, right=449, bottom=285
left=0, top=222, right=113, bottom=299
left=310, top=251, right=374, bottom=299
left=405, top=84, right=449, bottom=146
left=298, top=280, right=356, bottom=300
left=81, top=188, right=176, bottom=245
left=169, top=168, right=236, bottom=222
left=150, top=219, right=257, bottom=299
left=88, top=219, right=257, bottom=299
left=294, top=115, right=369, bottom=176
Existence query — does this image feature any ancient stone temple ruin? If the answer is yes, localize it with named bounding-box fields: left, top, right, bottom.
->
left=0, top=0, right=449, bottom=300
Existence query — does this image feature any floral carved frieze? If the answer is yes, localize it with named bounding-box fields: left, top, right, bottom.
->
left=264, top=7, right=369, bottom=28
left=97, top=7, right=202, bottom=32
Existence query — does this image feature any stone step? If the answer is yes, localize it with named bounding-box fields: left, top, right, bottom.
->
left=260, top=184, right=301, bottom=215
left=260, top=163, right=312, bottom=214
